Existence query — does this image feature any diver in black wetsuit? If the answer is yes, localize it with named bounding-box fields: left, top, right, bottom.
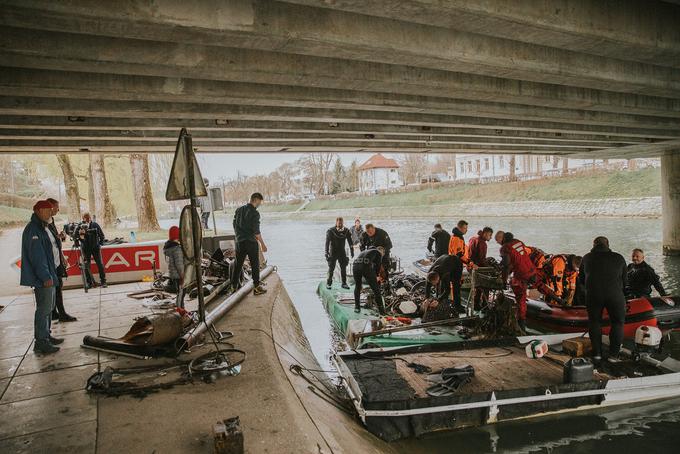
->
left=425, top=254, right=465, bottom=314
left=360, top=224, right=393, bottom=291
left=626, top=248, right=667, bottom=298
left=578, top=236, right=628, bottom=364
left=352, top=247, right=385, bottom=314
left=325, top=217, right=354, bottom=290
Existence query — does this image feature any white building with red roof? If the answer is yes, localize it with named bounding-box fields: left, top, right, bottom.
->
left=358, top=153, right=402, bottom=193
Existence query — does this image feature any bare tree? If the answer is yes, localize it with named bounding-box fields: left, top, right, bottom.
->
left=89, top=154, right=114, bottom=226
left=129, top=154, right=160, bottom=231
left=399, top=153, right=428, bottom=184
left=509, top=155, right=517, bottom=181
left=562, top=157, right=569, bottom=175
left=299, top=153, right=336, bottom=195
left=56, top=154, right=81, bottom=219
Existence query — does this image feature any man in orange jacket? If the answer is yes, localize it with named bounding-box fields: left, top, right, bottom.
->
left=543, top=254, right=582, bottom=306
left=449, top=220, right=471, bottom=268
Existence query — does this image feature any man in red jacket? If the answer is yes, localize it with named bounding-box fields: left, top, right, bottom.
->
left=468, top=227, right=493, bottom=309
left=468, top=227, right=493, bottom=267
left=499, top=232, right=560, bottom=332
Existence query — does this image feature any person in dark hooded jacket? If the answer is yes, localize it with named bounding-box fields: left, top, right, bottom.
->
left=163, top=226, right=184, bottom=296
left=427, top=224, right=450, bottom=258
left=579, top=236, right=628, bottom=363
left=325, top=217, right=354, bottom=289
left=626, top=248, right=666, bottom=298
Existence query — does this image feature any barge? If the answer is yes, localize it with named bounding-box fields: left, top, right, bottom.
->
left=333, top=333, right=680, bottom=441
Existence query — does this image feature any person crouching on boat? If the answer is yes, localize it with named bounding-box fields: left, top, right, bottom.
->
left=360, top=224, right=393, bottom=292
left=352, top=246, right=386, bottom=314
left=325, top=217, right=354, bottom=290
left=427, top=223, right=450, bottom=259
left=626, top=248, right=667, bottom=298
left=542, top=254, right=582, bottom=306
left=579, top=236, right=628, bottom=364
left=425, top=254, right=465, bottom=315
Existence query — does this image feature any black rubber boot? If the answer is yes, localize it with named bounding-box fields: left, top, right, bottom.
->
left=354, top=305, right=361, bottom=313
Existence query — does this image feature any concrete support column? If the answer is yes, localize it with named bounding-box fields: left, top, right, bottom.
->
left=661, top=153, right=680, bottom=256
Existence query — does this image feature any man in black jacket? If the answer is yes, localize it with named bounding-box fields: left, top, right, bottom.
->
left=578, top=236, right=628, bottom=363
left=626, top=249, right=667, bottom=298
left=325, top=217, right=354, bottom=290
left=46, top=199, right=76, bottom=322
left=352, top=247, right=385, bottom=314
left=77, top=212, right=107, bottom=288
left=360, top=224, right=393, bottom=289
left=232, top=192, right=268, bottom=295
left=426, top=254, right=464, bottom=314
left=427, top=224, right=450, bottom=258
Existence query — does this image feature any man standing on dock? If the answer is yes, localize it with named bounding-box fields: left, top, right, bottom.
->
left=427, top=223, right=450, bottom=259
left=579, top=236, right=628, bottom=364
left=77, top=212, right=107, bottom=288
left=325, top=217, right=354, bottom=290
left=20, top=200, right=64, bottom=354
left=46, top=198, right=76, bottom=322
left=232, top=192, right=268, bottom=295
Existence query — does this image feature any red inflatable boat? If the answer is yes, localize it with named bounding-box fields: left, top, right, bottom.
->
left=526, top=295, right=680, bottom=337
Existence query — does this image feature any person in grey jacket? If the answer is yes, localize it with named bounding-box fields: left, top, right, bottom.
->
left=163, top=226, right=184, bottom=300
left=350, top=218, right=364, bottom=247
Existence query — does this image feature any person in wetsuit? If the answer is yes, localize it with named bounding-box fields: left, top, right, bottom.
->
left=579, top=236, right=628, bottom=363
left=360, top=224, right=393, bottom=290
left=427, top=223, right=450, bottom=259
left=626, top=248, right=667, bottom=298
left=426, top=254, right=464, bottom=314
left=325, top=217, right=354, bottom=290
left=352, top=247, right=385, bottom=314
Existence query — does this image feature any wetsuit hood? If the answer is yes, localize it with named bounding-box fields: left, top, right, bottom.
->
left=591, top=243, right=611, bottom=253
left=452, top=227, right=464, bottom=239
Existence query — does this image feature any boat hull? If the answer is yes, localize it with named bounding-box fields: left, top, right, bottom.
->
left=11, top=240, right=166, bottom=289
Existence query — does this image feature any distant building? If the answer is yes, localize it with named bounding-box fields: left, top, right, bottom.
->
left=450, top=154, right=627, bottom=181
left=358, top=153, right=402, bottom=193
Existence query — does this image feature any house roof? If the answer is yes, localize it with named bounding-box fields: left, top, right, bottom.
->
left=358, top=153, right=400, bottom=171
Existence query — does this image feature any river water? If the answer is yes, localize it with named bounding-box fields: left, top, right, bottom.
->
left=204, top=215, right=680, bottom=452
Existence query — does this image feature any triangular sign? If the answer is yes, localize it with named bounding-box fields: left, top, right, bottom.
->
left=165, top=128, right=207, bottom=201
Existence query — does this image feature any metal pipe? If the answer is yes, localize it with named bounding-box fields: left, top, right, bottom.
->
left=176, top=265, right=275, bottom=351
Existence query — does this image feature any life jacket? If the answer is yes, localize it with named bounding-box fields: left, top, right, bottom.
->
left=543, top=254, right=578, bottom=297
left=448, top=228, right=469, bottom=264
left=526, top=246, right=547, bottom=269
left=501, top=239, right=535, bottom=280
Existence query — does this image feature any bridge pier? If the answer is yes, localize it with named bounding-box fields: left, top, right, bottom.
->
left=662, top=153, right=680, bottom=256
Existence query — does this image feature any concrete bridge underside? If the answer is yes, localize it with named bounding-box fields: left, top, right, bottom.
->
left=0, top=0, right=678, bottom=253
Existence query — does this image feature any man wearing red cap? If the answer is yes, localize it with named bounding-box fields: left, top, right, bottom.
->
left=20, top=200, right=64, bottom=354
left=163, top=226, right=184, bottom=305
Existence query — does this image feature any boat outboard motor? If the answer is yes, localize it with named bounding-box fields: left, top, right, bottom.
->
left=634, top=325, right=663, bottom=354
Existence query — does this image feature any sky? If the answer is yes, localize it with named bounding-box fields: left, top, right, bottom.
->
left=195, top=152, right=377, bottom=181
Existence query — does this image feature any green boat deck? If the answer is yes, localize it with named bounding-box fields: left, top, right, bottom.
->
left=317, top=282, right=467, bottom=349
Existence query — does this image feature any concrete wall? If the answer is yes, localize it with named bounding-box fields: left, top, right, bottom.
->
left=268, top=196, right=662, bottom=221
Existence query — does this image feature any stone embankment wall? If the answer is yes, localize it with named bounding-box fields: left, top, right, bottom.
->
left=266, top=197, right=661, bottom=220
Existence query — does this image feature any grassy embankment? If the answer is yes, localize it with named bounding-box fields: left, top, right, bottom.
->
left=268, top=167, right=660, bottom=212
left=0, top=206, right=33, bottom=229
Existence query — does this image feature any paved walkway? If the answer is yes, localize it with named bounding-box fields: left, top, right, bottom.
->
left=0, top=273, right=389, bottom=453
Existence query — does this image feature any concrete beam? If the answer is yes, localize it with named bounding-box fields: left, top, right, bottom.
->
left=1, top=116, right=673, bottom=141
left=1, top=101, right=679, bottom=140
left=569, top=139, right=680, bottom=159
left=282, top=0, right=680, bottom=68
left=0, top=144, right=591, bottom=154
left=3, top=28, right=680, bottom=118
left=0, top=138, right=603, bottom=151
left=2, top=1, right=679, bottom=96
left=0, top=128, right=641, bottom=146
left=661, top=152, right=680, bottom=255
left=2, top=68, right=679, bottom=130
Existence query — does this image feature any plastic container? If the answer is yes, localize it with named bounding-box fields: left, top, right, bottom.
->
left=563, top=357, right=594, bottom=384
left=525, top=339, right=549, bottom=358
